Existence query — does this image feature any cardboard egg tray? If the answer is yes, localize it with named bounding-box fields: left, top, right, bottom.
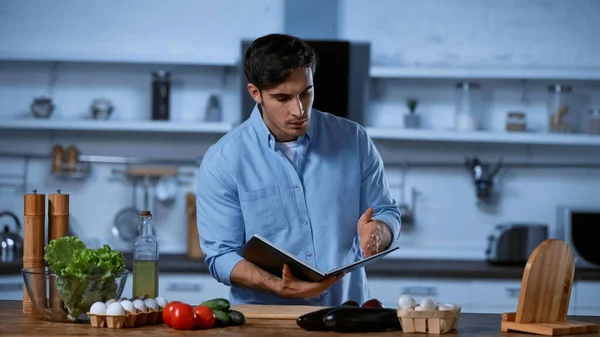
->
left=397, top=307, right=461, bottom=334
left=87, top=308, right=164, bottom=329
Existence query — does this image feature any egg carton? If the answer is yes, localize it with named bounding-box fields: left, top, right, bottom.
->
left=396, top=307, right=461, bottom=334
left=87, top=308, right=163, bottom=329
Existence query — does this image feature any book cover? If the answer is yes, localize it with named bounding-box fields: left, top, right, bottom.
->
left=236, top=234, right=399, bottom=282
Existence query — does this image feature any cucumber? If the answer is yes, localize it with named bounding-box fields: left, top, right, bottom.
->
left=212, top=309, right=231, bottom=327
left=201, top=298, right=230, bottom=311
left=227, top=310, right=246, bottom=326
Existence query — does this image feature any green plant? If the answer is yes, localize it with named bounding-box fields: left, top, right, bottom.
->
left=406, top=98, right=418, bottom=113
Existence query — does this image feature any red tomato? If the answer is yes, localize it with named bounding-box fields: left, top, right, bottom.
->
left=194, top=305, right=216, bottom=329
left=162, top=301, right=182, bottom=327
left=170, top=303, right=196, bottom=330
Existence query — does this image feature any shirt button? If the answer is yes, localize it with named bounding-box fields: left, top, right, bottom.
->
left=307, top=252, right=312, bottom=257
left=295, top=185, right=301, bottom=191
left=302, top=219, right=308, bottom=225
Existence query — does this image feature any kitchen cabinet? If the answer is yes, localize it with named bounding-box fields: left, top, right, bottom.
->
left=367, top=277, right=472, bottom=310
left=573, top=281, right=600, bottom=316
left=0, top=275, right=24, bottom=301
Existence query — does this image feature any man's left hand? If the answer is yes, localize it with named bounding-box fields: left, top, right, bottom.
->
left=357, top=208, right=391, bottom=257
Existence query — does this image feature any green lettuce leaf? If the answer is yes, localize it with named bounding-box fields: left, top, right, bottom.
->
left=44, top=236, right=125, bottom=321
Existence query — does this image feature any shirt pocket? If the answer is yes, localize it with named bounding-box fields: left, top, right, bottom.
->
left=239, top=184, right=288, bottom=239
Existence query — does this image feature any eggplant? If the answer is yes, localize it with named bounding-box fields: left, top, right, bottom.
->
left=341, top=300, right=360, bottom=307
left=322, top=306, right=402, bottom=333
left=296, top=307, right=335, bottom=331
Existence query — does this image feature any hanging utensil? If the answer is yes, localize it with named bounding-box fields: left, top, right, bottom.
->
left=397, top=164, right=414, bottom=224
left=112, top=180, right=141, bottom=242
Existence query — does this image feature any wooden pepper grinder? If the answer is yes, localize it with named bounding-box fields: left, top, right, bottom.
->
left=23, top=189, right=47, bottom=314
left=48, top=189, right=69, bottom=309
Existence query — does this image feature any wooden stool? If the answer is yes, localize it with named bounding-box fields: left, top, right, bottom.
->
left=501, top=239, right=599, bottom=336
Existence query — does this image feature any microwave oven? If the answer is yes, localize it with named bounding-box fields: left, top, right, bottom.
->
left=556, top=206, right=600, bottom=269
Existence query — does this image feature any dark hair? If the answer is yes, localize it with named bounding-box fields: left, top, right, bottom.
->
left=244, top=33, right=318, bottom=91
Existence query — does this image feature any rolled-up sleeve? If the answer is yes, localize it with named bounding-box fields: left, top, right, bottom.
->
left=196, top=155, right=244, bottom=287
left=357, top=126, right=402, bottom=249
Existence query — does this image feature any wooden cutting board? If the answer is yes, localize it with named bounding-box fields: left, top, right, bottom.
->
left=230, top=304, right=327, bottom=320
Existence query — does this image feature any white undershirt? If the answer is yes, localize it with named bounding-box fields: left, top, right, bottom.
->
left=276, top=141, right=298, bottom=164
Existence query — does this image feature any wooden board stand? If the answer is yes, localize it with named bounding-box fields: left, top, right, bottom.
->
left=501, top=239, right=599, bottom=336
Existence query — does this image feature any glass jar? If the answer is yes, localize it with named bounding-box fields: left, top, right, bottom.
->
left=586, top=108, right=600, bottom=135
left=547, top=84, right=573, bottom=133
left=454, top=82, right=481, bottom=131
left=506, top=111, right=527, bottom=132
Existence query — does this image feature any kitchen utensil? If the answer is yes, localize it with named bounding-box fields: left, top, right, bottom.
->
left=90, top=98, right=114, bottom=120
left=51, top=145, right=64, bottom=173
left=22, top=266, right=128, bottom=323
left=397, top=165, right=415, bottom=224
left=485, top=223, right=548, bottom=265
left=65, top=146, right=79, bottom=173
left=48, top=189, right=70, bottom=310
left=465, top=156, right=502, bottom=200
left=151, top=70, right=171, bottom=120
left=229, top=304, right=327, bottom=319
left=30, top=97, right=54, bottom=118
left=23, top=189, right=46, bottom=315
left=186, top=192, right=203, bottom=260
left=155, top=175, right=177, bottom=205
left=501, top=239, right=598, bottom=335
left=112, top=181, right=141, bottom=243
left=0, top=211, right=23, bottom=263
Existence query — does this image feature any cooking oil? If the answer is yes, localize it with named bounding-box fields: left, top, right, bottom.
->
left=132, top=210, right=159, bottom=298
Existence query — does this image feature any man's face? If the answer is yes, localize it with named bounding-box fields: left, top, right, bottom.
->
left=247, top=68, right=314, bottom=142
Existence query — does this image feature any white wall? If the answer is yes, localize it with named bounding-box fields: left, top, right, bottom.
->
left=1, top=0, right=599, bottom=260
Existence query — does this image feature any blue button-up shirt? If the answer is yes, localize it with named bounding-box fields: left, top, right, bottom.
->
left=196, top=104, right=401, bottom=306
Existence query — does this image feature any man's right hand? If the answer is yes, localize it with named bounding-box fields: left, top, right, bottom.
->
left=275, top=264, right=343, bottom=299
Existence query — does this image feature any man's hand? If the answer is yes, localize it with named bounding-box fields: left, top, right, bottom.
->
left=357, top=207, right=392, bottom=257
left=275, top=264, right=343, bottom=299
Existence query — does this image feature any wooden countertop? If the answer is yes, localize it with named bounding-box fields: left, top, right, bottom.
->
left=3, top=254, right=600, bottom=280
left=1, top=300, right=600, bottom=336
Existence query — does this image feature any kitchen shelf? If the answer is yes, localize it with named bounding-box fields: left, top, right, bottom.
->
left=370, top=66, right=600, bottom=81
left=365, top=127, right=600, bottom=146
left=0, top=119, right=233, bottom=134
left=0, top=51, right=238, bottom=68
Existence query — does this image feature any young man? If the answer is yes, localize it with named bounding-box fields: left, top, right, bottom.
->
left=196, top=33, right=401, bottom=306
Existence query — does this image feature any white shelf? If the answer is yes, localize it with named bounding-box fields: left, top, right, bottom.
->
left=0, top=119, right=233, bottom=134
left=0, top=51, right=237, bottom=67
left=366, top=127, right=600, bottom=146
left=370, top=66, right=600, bottom=81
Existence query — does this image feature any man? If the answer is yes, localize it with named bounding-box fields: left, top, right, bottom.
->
left=196, top=33, right=401, bottom=306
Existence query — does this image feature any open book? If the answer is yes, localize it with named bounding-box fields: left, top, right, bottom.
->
left=236, top=234, right=399, bottom=282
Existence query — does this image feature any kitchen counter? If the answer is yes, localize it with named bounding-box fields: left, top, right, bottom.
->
left=3, top=254, right=600, bottom=280
left=1, top=300, right=599, bottom=336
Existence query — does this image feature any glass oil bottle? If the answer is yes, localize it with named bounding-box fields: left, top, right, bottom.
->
left=132, top=210, right=159, bottom=298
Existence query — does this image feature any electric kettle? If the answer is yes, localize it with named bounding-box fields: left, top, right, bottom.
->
left=0, top=211, right=23, bottom=263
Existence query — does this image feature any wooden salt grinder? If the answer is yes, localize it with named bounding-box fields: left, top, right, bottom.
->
left=48, top=189, right=69, bottom=309
left=501, top=239, right=599, bottom=336
left=23, top=189, right=46, bottom=314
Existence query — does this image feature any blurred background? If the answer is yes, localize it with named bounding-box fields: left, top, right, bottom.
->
left=1, top=0, right=599, bottom=313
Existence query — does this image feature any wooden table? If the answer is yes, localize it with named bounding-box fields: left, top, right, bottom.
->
left=1, top=300, right=600, bottom=336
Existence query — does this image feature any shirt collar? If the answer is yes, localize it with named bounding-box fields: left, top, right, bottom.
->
left=249, top=103, right=317, bottom=149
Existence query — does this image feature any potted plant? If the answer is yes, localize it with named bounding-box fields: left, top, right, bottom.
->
left=404, top=98, right=420, bottom=128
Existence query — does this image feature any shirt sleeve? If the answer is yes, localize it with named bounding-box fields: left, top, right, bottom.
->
left=357, top=126, right=402, bottom=249
left=196, top=155, right=244, bottom=287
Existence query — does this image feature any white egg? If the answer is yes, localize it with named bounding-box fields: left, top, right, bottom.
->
left=105, top=298, right=116, bottom=307
left=89, top=301, right=107, bottom=315
left=444, top=303, right=458, bottom=309
left=437, top=304, right=453, bottom=311
left=120, top=300, right=135, bottom=313
left=155, top=296, right=168, bottom=308
left=397, top=295, right=417, bottom=310
left=414, top=305, right=423, bottom=311
left=420, top=298, right=437, bottom=312
left=132, top=299, right=148, bottom=312
left=106, top=302, right=125, bottom=316
left=144, top=298, right=159, bottom=311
